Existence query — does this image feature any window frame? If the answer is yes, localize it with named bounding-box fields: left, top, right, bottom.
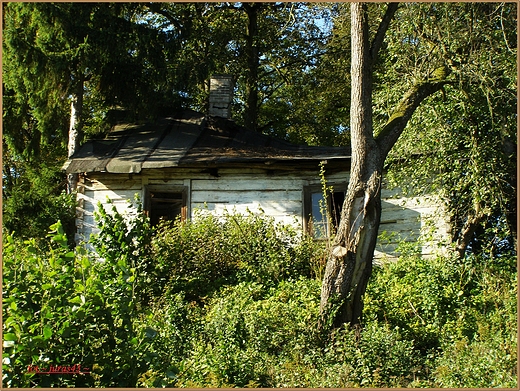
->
left=304, top=184, right=346, bottom=239
left=144, top=185, right=188, bottom=226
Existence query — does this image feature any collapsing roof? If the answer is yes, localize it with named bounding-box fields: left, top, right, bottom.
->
left=63, top=110, right=351, bottom=174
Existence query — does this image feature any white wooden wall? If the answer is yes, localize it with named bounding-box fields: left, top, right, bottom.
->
left=377, top=188, right=450, bottom=260
left=75, top=169, right=450, bottom=260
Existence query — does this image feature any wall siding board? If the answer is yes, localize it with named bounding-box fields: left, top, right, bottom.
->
left=192, top=178, right=305, bottom=192
left=82, top=175, right=142, bottom=191
left=75, top=170, right=449, bottom=260
left=191, top=190, right=302, bottom=204
left=192, top=201, right=302, bottom=219
left=192, top=204, right=301, bottom=227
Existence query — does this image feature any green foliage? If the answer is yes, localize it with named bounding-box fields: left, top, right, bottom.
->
left=2, top=221, right=157, bottom=387
left=366, top=251, right=465, bottom=352
left=90, top=197, right=161, bottom=307
left=3, top=209, right=515, bottom=388
left=321, top=322, right=419, bottom=387
left=433, top=334, right=517, bottom=388
left=134, top=291, right=203, bottom=387
left=3, top=3, right=182, bottom=154
left=145, top=278, right=323, bottom=388
left=3, top=223, right=88, bottom=387
left=2, top=157, right=76, bottom=243
left=364, top=247, right=517, bottom=387
left=152, top=210, right=325, bottom=300
left=383, top=2, right=517, bottom=256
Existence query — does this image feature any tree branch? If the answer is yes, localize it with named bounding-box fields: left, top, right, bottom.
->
left=370, top=3, right=399, bottom=62
left=144, top=3, right=184, bottom=34
left=455, top=205, right=485, bottom=259
left=376, top=74, right=451, bottom=158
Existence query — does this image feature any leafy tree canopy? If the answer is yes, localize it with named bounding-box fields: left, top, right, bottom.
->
left=2, top=2, right=516, bottom=257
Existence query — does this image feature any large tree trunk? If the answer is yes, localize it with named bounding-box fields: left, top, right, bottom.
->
left=319, top=2, right=450, bottom=330
left=319, top=2, right=383, bottom=329
left=67, top=74, right=84, bottom=193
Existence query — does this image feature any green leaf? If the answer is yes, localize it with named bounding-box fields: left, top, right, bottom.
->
left=43, top=325, right=52, bottom=340
left=3, top=333, right=17, bottom=341
left=49, top=221, right=62, bottom=233
left=69, top=296, right=83, bottom=304
left=80, top=258, right=91, bottom=268
left=52, top=234, right=66, bottom=243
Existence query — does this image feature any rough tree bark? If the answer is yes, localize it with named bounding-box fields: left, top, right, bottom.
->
left=454, top=203, right=485, bottom=259
left=67, top=73, right=84, bottom=193
left=319, top=2, right=451, bottom=329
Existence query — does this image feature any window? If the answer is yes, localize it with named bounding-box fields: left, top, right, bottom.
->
left=145, top=187, right=187, bottom=226
left=304, top=186, right=345, bottom=239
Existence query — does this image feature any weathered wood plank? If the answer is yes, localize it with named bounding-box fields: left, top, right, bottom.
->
left=191, top=189, right=302, bottom=203
left=192, top=204, right=302, bottom=227
left=192, top=178, right=305, bottom=192
left=82, top=179, right=142, bottom=191
left=192, top=200, right=302, bottom=218
left=83, top=189, right=142, bottom=203
left=147, top=179, right=186, bottom=186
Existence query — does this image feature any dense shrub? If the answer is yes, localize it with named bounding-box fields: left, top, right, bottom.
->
left=90, top=199, right=163, bottom=308
left=364, top=245, right=517, bottom=387
left=134, top=291, right=204, bottom=388
left=142, top=278, right=423, bottom=388
left=2, top=161, right=76, bottom=244
left=318, top=321, right=419, bottom=387
left=152, top=209, right=325, bottom=300
left=365, top=251, right=468, bottom=352
left=2, top=221, right=158, bottom=387
left=3, top=206, right=516, bottom=388
left=147, top=278, right=322, bottom=388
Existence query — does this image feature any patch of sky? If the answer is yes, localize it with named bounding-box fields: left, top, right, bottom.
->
left=402, top=36, right=419, bottom=46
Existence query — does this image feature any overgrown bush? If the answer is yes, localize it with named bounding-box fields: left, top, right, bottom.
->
left=318, top=321, right=419, bottom=387
left=364, top=245, right=517, bottom=387
left=134, top=291, right=204, bottom=388
left=2, top=221, right=158, bottom=387
left=3, top=205, right=516, bottom=388
left=146, top=278, right=322, bottom=388
left=152, top=209, right=325, bottom=300
left=141, top=277, right=423, bottom=388
left=90, top=198, right=164, bottom=308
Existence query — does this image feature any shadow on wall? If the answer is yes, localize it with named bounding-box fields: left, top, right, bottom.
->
left=375, top=199, right=421, bottom=260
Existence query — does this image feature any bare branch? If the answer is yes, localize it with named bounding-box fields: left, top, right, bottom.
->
left=370, top=3, right=399, bottom=62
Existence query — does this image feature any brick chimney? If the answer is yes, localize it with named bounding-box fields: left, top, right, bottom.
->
left=208, top=75, right=234, bottom=119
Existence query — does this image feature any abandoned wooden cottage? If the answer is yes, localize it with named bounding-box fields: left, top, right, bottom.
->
left=63, top=76, right=449, bottom=260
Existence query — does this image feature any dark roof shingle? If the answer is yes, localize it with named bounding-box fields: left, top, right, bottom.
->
left=63, top=110, right=351, bottom=174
